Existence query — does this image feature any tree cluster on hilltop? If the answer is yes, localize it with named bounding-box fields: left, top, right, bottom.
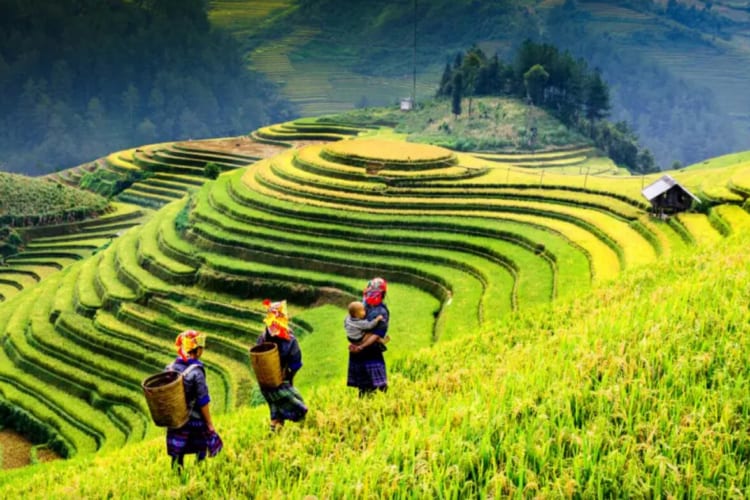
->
left=0, top=0, right=293, bottom=175
left=437, top=42, right=657, bottom=174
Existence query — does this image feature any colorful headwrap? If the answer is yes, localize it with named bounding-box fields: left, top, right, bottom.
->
left=263, top=299, right=290, bottom=340
left=175, top=330, right=206, bottom=361
left=363, top=277, right=387, bottom=306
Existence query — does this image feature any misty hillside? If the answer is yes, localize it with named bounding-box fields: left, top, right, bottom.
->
left=3, top=0, right=749, bottom=174
left=0, top=0, right=293, bottom=175
left=213, top=0, right=750, bottom=168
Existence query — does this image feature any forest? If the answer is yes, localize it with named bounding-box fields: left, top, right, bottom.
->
left=0, top=0, right=293, bottom=175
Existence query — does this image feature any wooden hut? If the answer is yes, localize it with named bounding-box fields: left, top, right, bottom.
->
left=641, top=174, right=700, bottom=216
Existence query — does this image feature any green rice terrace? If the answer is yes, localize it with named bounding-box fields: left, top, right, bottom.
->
left=1, top=118, right=750, bottom=496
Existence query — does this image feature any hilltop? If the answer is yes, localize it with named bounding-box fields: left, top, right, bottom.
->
left=209, top=0, right=750, bottom=167
left=0, top=172, right=107, bottom=224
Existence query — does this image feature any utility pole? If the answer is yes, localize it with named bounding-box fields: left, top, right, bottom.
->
left=413, top=0, right=417, bottom=107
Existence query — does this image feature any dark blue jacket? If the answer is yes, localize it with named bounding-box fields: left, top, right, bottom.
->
left=365, top=303, right=389, bottom=338
left=167, top=358, right=210, bottom=419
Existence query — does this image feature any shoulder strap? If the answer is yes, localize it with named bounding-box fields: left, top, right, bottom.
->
left=180, top=364, right=205, bottom=414
left=181, top=364, right=203, bottom=377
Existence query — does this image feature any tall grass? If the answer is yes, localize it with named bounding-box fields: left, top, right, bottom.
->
left=2, top=230, right=749, bottom=497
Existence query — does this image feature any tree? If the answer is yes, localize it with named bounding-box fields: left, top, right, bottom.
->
left=451, top=73, right=463, bottom=117
left=476, top=54, right=503, bottom=95
left=585, top=70, right=610, bottom=122
left=0, top=0, right=292, bottom=174
left=204, top=161, right=221, bottom=179
left=437, top=62, right=453, bottom=97
left=636, top=149, right=658, bottom=174
left=524, top=64, right=549, bottom=105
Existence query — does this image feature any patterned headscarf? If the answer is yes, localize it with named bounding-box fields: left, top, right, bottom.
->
left=175, top=330, right=206, bottom=361
left=263, top=299, right=290, bottom=340
left=363, top=277, right=387, bottom=306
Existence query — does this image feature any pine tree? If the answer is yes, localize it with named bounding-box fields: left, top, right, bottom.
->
left=451, top=73, right=463, bottom=117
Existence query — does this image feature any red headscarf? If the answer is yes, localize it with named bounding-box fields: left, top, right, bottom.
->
left=363, top=277, right=387, bottom=306
left=263, top=299, right=291, bottom=340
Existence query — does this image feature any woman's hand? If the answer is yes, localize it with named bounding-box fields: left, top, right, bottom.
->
left=348, top=343, right=362, bottom=353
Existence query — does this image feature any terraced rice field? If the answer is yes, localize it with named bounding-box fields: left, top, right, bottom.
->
left=209, top=0, right=293, bottom=38
left=0, top=203, right=147, bottom=303
left=215, top=0, right=441, bottom=117
left=1, top=123, right=748, bottom=467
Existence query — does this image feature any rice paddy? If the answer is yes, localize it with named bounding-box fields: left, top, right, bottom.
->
left=0, top=120, right=749, bottom=496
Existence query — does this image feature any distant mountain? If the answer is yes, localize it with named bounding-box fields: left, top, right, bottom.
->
left=212, top=0, right=750, bottom=168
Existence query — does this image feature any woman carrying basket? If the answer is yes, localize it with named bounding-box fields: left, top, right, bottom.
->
left=255, top=299, right=308, bottom=432
left=166, top=330, right=222, bottom=469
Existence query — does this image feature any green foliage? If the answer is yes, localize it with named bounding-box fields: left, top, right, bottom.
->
left=224, top=0, right=748, bottom=170
left=0, top=226, right=23, bottom=258
left=523, top=64, right=549, bottom=105
left=451, top=73, right=463, bottom=116
left=590, top=121, right=659, bottom=174
left=0, top=121, right=747, bottom=495
left=0, top=0, right=293, bottom=175
left=203, top=162, right=221, bottom=180
left=79, top=167, right=148, bottom=198
left=544, top=2, right=741, bottom=168
left=174, top=194, right=195, bottom=234
left=432, top=41, right=652, bottom=171
left=438, top=41, right=604, bottom=128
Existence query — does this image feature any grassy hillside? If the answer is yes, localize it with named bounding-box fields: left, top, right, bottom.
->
left=0, top=173, right=107, bottom=225
left=0, top=121, right=749, bottom=492
left=0, top=173, right=112, bottom=299
left=314, top=97, right=593, bottom=153
left=1, top=227, right=749, bottom=496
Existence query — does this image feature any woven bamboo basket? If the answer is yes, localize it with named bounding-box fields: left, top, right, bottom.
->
left=250, top=342, right=283, bottom=389
left=141, top=371, right=190, bottom=428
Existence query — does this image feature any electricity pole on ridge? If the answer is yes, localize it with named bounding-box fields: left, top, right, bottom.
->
left=413, top=0, right=418, bottom=108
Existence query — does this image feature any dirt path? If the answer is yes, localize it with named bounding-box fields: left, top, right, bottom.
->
left=178, top=136, right=329, bottom=158
left=0, top=429, right=59, bottom=469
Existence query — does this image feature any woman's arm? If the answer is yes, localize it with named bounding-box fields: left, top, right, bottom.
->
left=350, top=333, right=379, bottom=352
left=200, top=403, right=215, bottom=433
left=284, top=338, right=303, bottom=382
left=192, top=367, right=214, bottom=432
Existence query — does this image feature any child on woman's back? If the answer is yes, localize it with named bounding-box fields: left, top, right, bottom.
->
left=345, top=301, right=389, bottom=352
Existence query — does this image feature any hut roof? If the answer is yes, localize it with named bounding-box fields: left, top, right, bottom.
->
left=641, top=174, right=701, bottom=203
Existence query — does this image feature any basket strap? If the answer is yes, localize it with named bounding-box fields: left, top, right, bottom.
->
left=182, top=364, right=203, bottom=377
left=180, top=364, right=206, bottom=416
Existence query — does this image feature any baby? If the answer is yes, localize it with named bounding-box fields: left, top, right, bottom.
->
left=345, top=301, right=389, bottom=351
